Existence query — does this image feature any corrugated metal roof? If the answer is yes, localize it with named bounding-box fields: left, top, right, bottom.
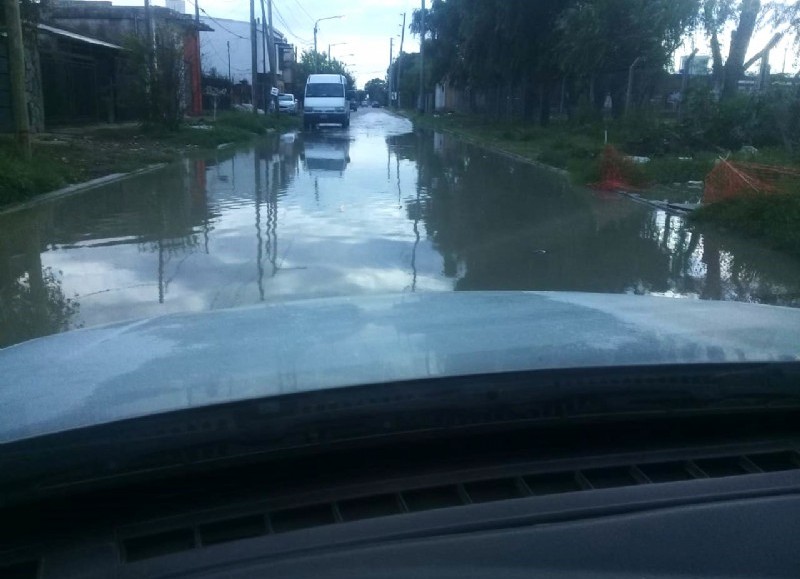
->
left=37, top=24, right=124, bottom=50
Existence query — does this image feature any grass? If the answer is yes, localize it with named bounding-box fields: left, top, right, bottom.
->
left=0, top=111, right=300, bottom=207
left=0, top=142, right=79, bottom=204
left=692, top=191, right=800, bottom=258
left=403, top=109, right=800, bottom=259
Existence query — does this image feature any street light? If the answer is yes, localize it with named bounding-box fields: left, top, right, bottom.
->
left=314, top=15, right=345, bottom=72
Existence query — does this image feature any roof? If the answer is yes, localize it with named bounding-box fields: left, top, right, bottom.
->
left=48, top=4, right=213, bottom=32
left=37, top=24, right=124, bottom=50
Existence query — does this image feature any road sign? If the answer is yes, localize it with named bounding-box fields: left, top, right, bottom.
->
left=270, top=87, right=279, bottom=96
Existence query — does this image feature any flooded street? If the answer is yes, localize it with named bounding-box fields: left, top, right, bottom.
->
left=2, top=109, right=800, bottom=348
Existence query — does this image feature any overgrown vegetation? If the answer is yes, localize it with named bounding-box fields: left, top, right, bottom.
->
left=693, top=191, right=800, bottom=256
left=0, top=140, right=81, bottom=203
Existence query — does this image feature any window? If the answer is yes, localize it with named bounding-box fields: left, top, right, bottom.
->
left=306, top=83, right=344, bottom=98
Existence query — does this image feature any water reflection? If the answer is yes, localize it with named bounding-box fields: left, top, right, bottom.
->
left=301, top=132, right=351, bottom=176
left=386, top=130, right=800, bottom=306
left=0, top=214, right=81, bottom=348
left=1, top=116, right=799, bottom=349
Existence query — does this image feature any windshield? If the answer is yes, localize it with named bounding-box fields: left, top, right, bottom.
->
left=306, top=83, right=345, bottom=98
left=1, top=3, right=800, bottom=359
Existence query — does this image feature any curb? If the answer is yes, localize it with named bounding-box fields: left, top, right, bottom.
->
left=0, top=164, right=168, bottom=216
left=399, top=112, right=570, bottom=178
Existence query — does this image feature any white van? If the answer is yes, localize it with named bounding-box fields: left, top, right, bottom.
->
left=303, top=74, right=350, bottom=130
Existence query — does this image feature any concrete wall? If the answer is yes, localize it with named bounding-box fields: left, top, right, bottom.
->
left=199, top=17, right=285, bottom=83
left=0, top=28, right=45, bottom=133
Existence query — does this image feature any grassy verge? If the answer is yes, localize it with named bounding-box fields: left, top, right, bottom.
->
left=403, top=109, right=800, bottom=258
left=692, top=191, right=800, bottom=258
left=0, top=111, right=300, bottom=207
left=402, top=110, right=718, bottom=191
left=401, top=110, right=799, bottom=199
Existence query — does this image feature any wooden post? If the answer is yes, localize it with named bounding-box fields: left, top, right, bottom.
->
left=4, top=0, right=31, bottom=159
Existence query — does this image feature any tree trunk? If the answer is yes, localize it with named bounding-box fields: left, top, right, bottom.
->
left=721, top=0, right=761, bottom=101
left=539, top=81, right=551, bottom=127
left=710, top=28, right=724, bottom=93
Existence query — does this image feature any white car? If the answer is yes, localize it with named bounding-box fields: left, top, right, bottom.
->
left=278, top=93, right=297, bottom=115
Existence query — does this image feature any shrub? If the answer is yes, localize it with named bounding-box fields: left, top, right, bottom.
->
left=693, top=191, right=800, bottom=257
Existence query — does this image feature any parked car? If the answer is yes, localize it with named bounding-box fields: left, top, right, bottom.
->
left=278, top=93, right=297, bottom=115
left=371, top=101, right=381, bottom=108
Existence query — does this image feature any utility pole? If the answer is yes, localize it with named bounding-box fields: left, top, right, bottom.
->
left=192, top=0, right=202, bottom=116
left=250, top=0, right=258, bottom=112
left=3, top=0, right=31, bottom=158
left=267, top=0, right=277, bottom=114
left=625, top=56, right=644, bottom=117
left=678, top=50, right=697, bottom=123
left=313, top=16, right=344, bottom=74
left=260, top=0, right=268, bottom=111
left=227, top=40, right=232, bottom=83
left=418, top=0, right=425, bottom=113
left=395, top=12, right=405, bottom=109
left=144, top=0, right=155, bottom=67
left=143, top=0, right=156, bottom=120
left=388, top=37, right=393, bottom=107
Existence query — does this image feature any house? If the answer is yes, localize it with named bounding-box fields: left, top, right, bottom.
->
left=45, top=0, right=211, bottom=116
left=38, top=24, right=125, bottom=125
left=198, top=16, right=295, bottom=107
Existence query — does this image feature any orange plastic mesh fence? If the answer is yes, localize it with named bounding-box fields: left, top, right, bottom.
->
left=704, top=160, right=800, bottom=204
left=593, top=145, right=638, bottom=191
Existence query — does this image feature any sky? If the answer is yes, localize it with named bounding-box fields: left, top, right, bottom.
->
left=88, top=0, right=797, bottom=85
left=111, top=0, right=423, bottom=87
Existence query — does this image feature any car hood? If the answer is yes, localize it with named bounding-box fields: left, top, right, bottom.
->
left=1, top=292, right=799, bottom=444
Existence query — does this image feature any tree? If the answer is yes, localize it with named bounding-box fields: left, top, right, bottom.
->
left=0, top=267, right=80, bottom=348
left=122, top=26, right=187, bottom=128
left=365, top=78, right=388, bottom=104
left=292, top=50, right=355, bottom=101
left=700, top=0, right=794, bottom=100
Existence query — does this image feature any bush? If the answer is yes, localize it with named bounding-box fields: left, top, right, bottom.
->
left=693, top=191, right=800, bottom=257
left=642, top=155, right=715, bottom=184
left=0, top=147, right=71, bottom=205
left=681, top=86, right=800, bottom=152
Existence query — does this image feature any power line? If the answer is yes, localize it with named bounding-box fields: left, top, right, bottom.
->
left=185, top=0, right=248, bottom=40
left=273, top=2, right=313, bottom=44
left=286, top=0, right=314, bottom=24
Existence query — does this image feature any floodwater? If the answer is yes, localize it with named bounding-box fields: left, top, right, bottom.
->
left=2, top=109, right=800, bottom=348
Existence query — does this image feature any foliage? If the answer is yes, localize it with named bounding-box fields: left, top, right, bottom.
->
left=698, top=0, right=800, bottom=100
left=680, top=84, right=800, bottom=150
left=389, top=52, right=432, bottom=109
left=693, top=190, right=800, bottom=256
left=557, top=0, right=699, bottom=78
left=120, top=26, right=187, bottom=128
left=409, top=0, right=700, bottom=124
left=364, top=78, right=388, bottom=104
left=292, top=50, right=355, bottom=100
left=0, top=140, right=79, bottom=204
